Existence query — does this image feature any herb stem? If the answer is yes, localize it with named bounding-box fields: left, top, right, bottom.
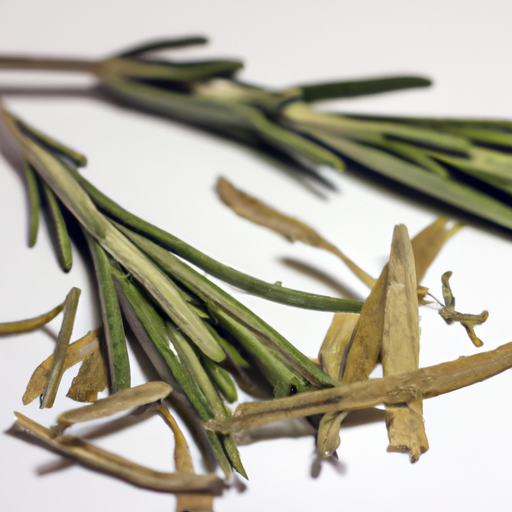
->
left=206, top=341, right=512, bottom=433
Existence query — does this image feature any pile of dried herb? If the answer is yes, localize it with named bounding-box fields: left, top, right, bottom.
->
left=1, top=36, right=512, bottom=231
left=1, top=104, right=510, bottom=511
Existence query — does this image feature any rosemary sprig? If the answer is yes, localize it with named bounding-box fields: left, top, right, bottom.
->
left=1, top=37, right=511, bottom=231
left=2, top=104, right=348, bottom=475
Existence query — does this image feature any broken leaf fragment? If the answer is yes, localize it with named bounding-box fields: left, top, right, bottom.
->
left=66, top=347, right=108, bottom=402
left=438, top=271, right=488, bottom=347
left=381, top=224, right=428, bottom=462
left=23, top=328, right=100, bottom=405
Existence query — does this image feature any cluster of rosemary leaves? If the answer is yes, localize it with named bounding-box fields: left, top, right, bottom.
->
left=1, top=36, right=511, bottom=231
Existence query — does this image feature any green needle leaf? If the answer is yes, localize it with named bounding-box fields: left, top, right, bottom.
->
left=66, top=166, right=362, bottom=313
left=15, top=115, right=87, bottom=167
left=295, top=76, right=432, bottom=102
left=116, top=37, right=209, bottom=57
left=85, top=232, right=130, bottom=393
left=40, top=179, right=72, bottom=272
left=306, top=130, right=512, bottom=230
left=22, top=160, right=40, bottom=247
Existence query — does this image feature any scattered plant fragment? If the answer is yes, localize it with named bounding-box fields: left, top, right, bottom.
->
left=436, top=271, right=488, bottom=347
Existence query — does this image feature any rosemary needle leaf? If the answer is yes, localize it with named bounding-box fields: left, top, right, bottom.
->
left=119, top=225, right=338, bottom=388
left=113, top=267, right=240, bottom=477
left=85, top=232, right=130, bottom=392
left=112, top=275, right=220, bottom=473
left=201, top=355, right=238, bottom=403
left=0, top=301, right=64, bottom=335
left=22, top=160, right=40, bottom=247
left=111, top=266, right=213, bottom=419
left=40, top=180, right=72, bottom=272
left=295, top=76, right=432, bottom=102
left=66, top=166, right=362, bottom=312
left=165, top=322, right=227, bottom=420
left=116, top=36, right=209, bottom=57
left=40, top=287, right=81, bottom=408
left=15, top=115, right=87, bottom=167
left=307, top=132, right=512, bottom=230
left=208, top=303, right=309, bottom=398
left=166, top=322, right=247, bottom=477
left=57, top=381, right=172, bottom=432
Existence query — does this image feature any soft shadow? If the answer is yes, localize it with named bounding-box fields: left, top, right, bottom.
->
left=310, top=452, right=347, bottom=479
left=234, top=418, right=315, bottom=446
left=280, top=258, right=364, bottom=301
left=342, top=407, right=386, bottom=428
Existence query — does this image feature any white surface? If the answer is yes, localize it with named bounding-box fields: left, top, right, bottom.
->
left=1, top=2, right=512, bottom=511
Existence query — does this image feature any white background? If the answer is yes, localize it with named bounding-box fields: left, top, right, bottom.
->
left=1, top=1, right=512, bottom=511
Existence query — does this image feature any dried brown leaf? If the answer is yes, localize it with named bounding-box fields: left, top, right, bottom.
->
left=341, top=266, right=388, bottom=384
left=217, top=177, right=375, bottom=288
left=23, top=328, right=100, bottom=405
left=66, top=346, right=108, bottom=402
left=411, top=218, right=462, bottom=283
left=157, top=405, right=215, bottom=512
left=0, top=301, right=64, bottom=335
left=56, top=381, right=173, bottom=432
left=318, top=313, right=359, bottom=382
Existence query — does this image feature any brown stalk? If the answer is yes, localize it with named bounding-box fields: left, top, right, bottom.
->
left=205, top=340, right=512, bottom=434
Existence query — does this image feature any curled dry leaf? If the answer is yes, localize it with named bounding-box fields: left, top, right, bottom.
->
left=317, top=313, right=358, bottom=457
left=0, top=301, right=64, bottom=335
left=216, top=176, right=375, bottom=288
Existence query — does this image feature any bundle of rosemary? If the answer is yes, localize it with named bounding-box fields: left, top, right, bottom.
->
left=1, top=36, right=511, bottom=231
left=1, top=103, right=360, bottom=480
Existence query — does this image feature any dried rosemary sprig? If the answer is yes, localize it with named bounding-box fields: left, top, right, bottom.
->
left=2, top=104, right=355, bottom=477
left=1, top=37, right=511, bottom=231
